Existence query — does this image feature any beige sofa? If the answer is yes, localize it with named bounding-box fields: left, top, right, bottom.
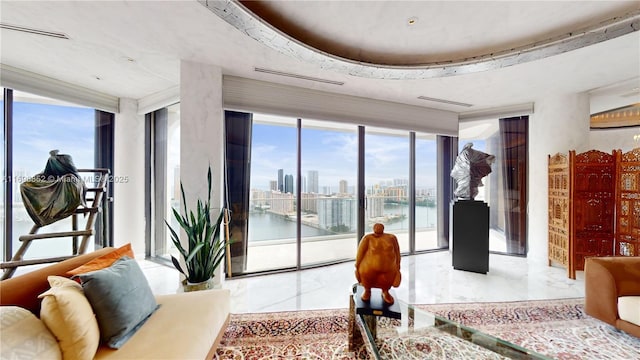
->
left=0, top=247, right=231, bottom=359
left=584, top=256, right=640, bottom=338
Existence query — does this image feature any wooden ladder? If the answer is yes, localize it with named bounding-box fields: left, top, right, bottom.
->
left=1, top=168, right=110, bottom=280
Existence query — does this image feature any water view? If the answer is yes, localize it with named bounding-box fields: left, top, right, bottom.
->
left=248, top=203, right=437, bottom=242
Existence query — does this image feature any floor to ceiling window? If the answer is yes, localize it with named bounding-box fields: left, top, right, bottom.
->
left=459, top=121, right=504, bottom=252
left=148, top=108, right=462, bottom=276
left=1, top=90, right=5, bottom=261
left=415, top=133, right=441, bottom=251
left=458, top=117, right=528, bottom=255
left=223, top=112, right=448, bottom=275
left=246, top=114, right=298, bottom=272
left=150, top=103, right=180, bottom=261
left=365, top=127, right=410, bottom=253
left=3, top=89, right=111, bottom=264
left=300, top=119, right=358, bottom=266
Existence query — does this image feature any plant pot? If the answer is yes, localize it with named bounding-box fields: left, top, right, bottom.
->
left=182, top=278, right=215, bottom=292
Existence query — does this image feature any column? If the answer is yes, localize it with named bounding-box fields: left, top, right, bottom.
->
left=113, top=98, right=146, bottom=256
left=528, top=92, right=589, bottom=263
left=179, top=60, right=225, bottom=283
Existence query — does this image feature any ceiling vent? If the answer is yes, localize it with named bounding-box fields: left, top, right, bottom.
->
left=254, top=67, right=344, bottom=86
left=0, top=23, right=69, bottom=39
left=418, top=96, right=473, bottom=108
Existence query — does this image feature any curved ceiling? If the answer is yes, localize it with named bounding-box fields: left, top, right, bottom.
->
left=210, top=1, right=639, bottom=79
left=0, top=0, right=638, bottom=114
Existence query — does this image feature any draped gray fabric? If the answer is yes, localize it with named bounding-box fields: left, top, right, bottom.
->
left=20, top=150, right=86, bottom=227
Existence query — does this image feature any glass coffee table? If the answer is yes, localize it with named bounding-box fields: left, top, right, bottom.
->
left=348, top=285, right=552, bottom=360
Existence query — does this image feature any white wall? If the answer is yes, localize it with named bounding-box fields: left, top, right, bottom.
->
left=113, top=98, right=146, bottom=256
left=179, top=60, right=224, bottom=210
left=527, top=93, right=590, bottom=263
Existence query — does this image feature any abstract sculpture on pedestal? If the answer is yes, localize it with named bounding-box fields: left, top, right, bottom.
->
left=355, top=223, right=401, bottom=305
left=450, top=142, right=496, bottom=200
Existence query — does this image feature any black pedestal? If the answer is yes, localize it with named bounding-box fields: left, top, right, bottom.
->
left=451, top=200, right=489, bottom=274
left=353, top=285, right=401, bottom=319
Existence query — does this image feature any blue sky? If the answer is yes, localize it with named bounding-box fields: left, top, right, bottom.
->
left=250, top=122, right=438, bottom=191
left=12, top=102, right=95, bottom=178
left=7, top=102, right=451, bottom=193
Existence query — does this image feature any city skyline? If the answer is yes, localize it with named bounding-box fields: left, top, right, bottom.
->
left=8, top=104, right=484, bottom=197
left=264, top=167, right=434, bottom=197
left=250, top=121, right=439, bottom=192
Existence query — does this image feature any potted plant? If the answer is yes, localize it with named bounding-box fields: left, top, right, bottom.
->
left=166, top=166, right=227, bottom=291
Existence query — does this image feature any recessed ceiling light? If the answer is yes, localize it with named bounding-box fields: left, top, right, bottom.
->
left=407, top=17, right=418, bottom=26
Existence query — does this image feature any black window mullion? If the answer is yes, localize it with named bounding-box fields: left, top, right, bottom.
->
left=437, top=135, right=458, bottom=248
left=144, top=113, right=152, bottom=258
left=94, top=110, right=115, bottom=248
left=3, top=88, right=13, bottom=262
left=296, top=118, right=302, bottom=270
left=409, top=132, right=416, bottom=254
left=357, top=126, right=365, bottom=243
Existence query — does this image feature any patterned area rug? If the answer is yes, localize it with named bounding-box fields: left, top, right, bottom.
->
left=215, top=298, right=640, bottom=360
left=418, top=298, right=640, bottom=360
left=215, top=309, right=356, bottom=359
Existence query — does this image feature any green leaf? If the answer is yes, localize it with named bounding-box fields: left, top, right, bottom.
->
left=171, top=255, right=186, bottom=277
left=185, top=243, right=205, bottom=263
left=165, top=165, right=228, bottom=283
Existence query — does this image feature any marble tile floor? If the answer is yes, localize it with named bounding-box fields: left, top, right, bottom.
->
left=140, top=250, right=585, bottom=314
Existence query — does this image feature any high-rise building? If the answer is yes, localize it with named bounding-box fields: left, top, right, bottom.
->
left=317, top=197, right=357, bottom=232
left=394, top=178, right=408, bottom=187
left=277, top=169, right=284, bottom=192
left=284, top=174, right=294, bottom=194
left=367, top=195, right=385, bottom=218
left=307, top=170, right=319, bottom=193
left=270, top=190, right=294, bottom=214
left=339, top=179, right=348, bottom=194
left=384, top=186, right=406, bottom=201
left=251, top=189, right=269, bottom=209
left=269, top=180, right=278, bottom=191
left=300, top=192, right=318, bottom=213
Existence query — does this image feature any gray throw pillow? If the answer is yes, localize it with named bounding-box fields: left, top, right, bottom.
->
left=76, top=256, right=159, bottom=349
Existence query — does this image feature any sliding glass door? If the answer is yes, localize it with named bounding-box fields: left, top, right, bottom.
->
left=9, top=91, right=97, bottom=259
left=1, top=90, right=5, bottom=261
left=146, top=105, right=531, bottom=274
left=151, top=103, right=180, bottom=260
left=300, top=119, right=358, bottom=266
left=415, top=133, right=440, bottom=251
left=246, top=114, right=298, bottom=272
left=458, top=117, right=528, bottom=255
left=364, top=127, right=410, bottom=253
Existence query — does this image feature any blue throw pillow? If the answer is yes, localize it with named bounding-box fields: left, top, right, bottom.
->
left=76, top=256, right=159, bottom=349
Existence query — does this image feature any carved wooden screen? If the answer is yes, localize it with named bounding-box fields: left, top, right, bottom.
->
left=548, top=153, right=571, bottom=278
left=569, top=150, right=616, bottom=279
left=615, top=147, right=640, bottom=256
